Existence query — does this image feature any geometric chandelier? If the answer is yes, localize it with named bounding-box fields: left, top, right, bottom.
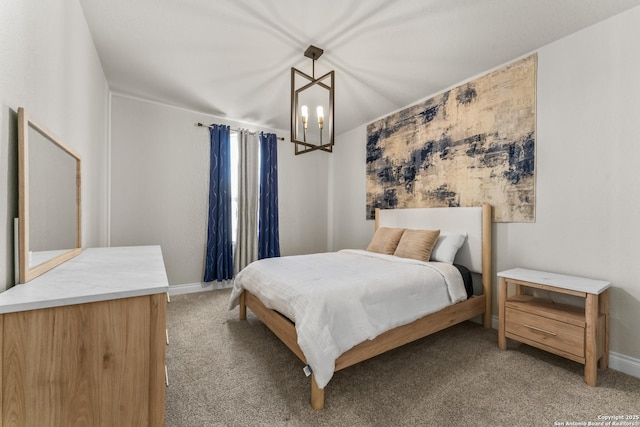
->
left=290, top=45, right=335, bottom=154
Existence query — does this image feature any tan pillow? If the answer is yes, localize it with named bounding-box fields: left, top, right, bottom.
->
left=366, top=227, right=405, bottom=255
left=394, top=229, right=441, bottom=262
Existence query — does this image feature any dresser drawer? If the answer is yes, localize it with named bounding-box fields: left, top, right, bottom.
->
left=505, top=307, right=585, bottom=358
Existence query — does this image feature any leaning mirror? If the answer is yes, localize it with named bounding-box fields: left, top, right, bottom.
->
left=18, top=107, right=82, bottom=283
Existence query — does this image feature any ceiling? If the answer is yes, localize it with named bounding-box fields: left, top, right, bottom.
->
left=79, top=0, right=640, bottom=135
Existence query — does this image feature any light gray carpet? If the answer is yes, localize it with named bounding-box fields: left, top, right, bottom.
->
left=165, top=289, right=640, bottom=426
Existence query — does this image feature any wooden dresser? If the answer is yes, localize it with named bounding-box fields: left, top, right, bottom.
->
left=498, top=268, right=611, bottom=386
left=0, top=246, right=169, bottom=427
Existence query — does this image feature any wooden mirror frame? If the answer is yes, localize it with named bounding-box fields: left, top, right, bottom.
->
left=17, top=107, right=82, bottom=283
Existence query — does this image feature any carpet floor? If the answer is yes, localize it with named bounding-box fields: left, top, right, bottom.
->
left=165, top=289, right=640, bottom=426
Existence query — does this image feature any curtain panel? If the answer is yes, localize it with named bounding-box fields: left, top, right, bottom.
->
left=234, top=130, right=259, bottom=274
left=203, top=124, right=234, bottom=282
left=258, top=132, right=280, bottom=259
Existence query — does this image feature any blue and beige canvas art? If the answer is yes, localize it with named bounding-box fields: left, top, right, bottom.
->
left=366, top=54, right=537, bottom=222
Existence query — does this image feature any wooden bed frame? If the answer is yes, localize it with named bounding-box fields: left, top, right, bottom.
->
left=238, top=204, right=492, bottom=410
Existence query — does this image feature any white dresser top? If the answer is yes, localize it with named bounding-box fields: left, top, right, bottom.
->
left=497, top=268, right=611, bottom=295
left=0, top=246, right=169, bottom=314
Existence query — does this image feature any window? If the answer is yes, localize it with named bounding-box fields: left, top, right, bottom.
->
left=229, top=131, right=260, bottom=247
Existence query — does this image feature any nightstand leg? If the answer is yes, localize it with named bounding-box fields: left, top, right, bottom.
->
left=585, top=293, right=598, bottom=386
left=598, top=288, right=610, bottom=369
left=498, top=277, right=507, bottom=350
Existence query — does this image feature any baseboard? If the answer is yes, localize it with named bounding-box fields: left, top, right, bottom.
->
left=609, top=351, right=640, bottom=379
left=491, top=313, right=499, bottom=330
left=168, top=281, right=233, bottom=296
left=490, top=314, right=640, bottom=379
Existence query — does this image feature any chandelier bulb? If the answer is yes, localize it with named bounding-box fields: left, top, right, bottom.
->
left=301, top=105, right=308, bottom=129
left=317, top=106, right=324, bottom=129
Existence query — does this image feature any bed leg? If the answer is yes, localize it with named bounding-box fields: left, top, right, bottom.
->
left=239, top=291, right=246, bottom=320
left=310, top=374, right=324, bottom=410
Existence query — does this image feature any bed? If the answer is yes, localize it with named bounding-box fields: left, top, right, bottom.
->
left=229, top=204, right=492, bottom=410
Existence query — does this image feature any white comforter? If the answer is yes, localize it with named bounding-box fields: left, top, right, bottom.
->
left=228, top=249, right=467, bottom=389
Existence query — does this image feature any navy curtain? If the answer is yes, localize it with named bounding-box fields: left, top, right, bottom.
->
left=258, top=132, right=280, bottom=259
left=203, top=124, right=234, bottom=282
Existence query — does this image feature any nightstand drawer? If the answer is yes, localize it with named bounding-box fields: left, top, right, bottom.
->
left=505, top=307, right=585, bottom=358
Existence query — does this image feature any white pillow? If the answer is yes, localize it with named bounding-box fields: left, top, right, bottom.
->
left=430, top=232, right=467, bottom=264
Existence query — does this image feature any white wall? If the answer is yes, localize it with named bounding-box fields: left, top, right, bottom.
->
left=110, top=95, right=329, bottom=286
left=0, top=0, right=110, bottom=290
left=329, top=7, right=640, bottom=362
left=278, top=134, right=330, bottom=257
left=327, top=125, right=373, bottom=251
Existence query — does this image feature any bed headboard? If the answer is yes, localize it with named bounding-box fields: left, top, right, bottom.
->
left=376, top=205, right=490, bottom=274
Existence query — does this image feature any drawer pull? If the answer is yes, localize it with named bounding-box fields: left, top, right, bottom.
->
left=523, top=324, right=557, bottom=336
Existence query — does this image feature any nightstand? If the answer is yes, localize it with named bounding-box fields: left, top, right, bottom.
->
left=497, top=268, right=611, bottom=386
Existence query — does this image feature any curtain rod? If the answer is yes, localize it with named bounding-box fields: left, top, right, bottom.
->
left=196, top=122, right=284, bottom=141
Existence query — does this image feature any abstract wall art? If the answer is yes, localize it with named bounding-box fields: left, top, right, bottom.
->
left=366, top=54, right=537, bottom=222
